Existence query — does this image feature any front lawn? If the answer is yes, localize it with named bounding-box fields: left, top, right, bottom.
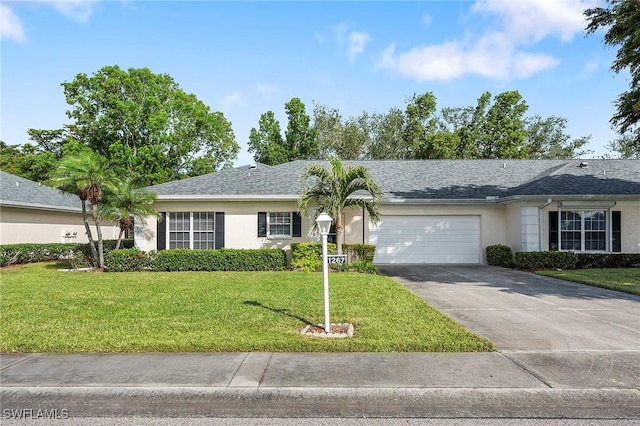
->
left=537, top=268, right=640, bottom=296
left=0, top=262, right=493, bottom=353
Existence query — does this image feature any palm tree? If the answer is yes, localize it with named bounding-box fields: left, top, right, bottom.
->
left=100, top=178, right=159, bottom=250
left=298, top=156, right=382, bottom=255
left=50, top=150, right=110, bottom=268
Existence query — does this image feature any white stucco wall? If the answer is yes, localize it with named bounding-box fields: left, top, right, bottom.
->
left=136, top=199, right=640, bottom=257
left=138, top=200, right=314, bottom=252
left=0, top=206, right=118, bottom=244
left=541, top=201, right=640, bottom=253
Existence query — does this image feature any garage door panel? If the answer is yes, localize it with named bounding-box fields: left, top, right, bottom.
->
left=370, top=216, right=480, bottom=264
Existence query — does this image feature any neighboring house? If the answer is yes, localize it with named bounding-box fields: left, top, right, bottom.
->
left=0, top=171, right=117, bottom=244
left=138, top=159, right=640, bottom=264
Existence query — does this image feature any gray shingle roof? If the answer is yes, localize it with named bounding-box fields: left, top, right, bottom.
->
left=0, top=171, right=82, bottom=211
left=148, top=159, right=640, bottom=201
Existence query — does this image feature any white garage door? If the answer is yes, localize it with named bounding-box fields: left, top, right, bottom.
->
left=369, top=215, right=480, bottom=264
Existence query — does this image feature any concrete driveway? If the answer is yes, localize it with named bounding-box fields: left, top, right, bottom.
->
left=379, top=265, right=640, bottom=351
left=379, top=265, right=640, bottom=389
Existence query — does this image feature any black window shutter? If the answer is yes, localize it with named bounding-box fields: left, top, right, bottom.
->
left=292, top=212, right=302, bottom=237
left=157, top=212, right=166, bottom=251
left=612, top=211, right=621, bottom=253
left=549, top=211, right=558, bottom=251
left=257, top=212, right=267, bottom=237
left=215, top=212, right=225, bottom=249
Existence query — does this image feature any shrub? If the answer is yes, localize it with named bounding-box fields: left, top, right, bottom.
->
left=152, top=248, right=287, bottom=272
left=0, top=243, right=81, bottom=267
left=105, top=248, right=155, bottom=272
left=515, top=251, right=578, bottom=270
left=342, top=244, right=376, bottom=263
left=291, top=242, right=337, bottom=271
left=485, top=244, right=514, bottom=268
left=78, top=239, right=134, bottom=261
left=576, top=253, right=640, bottom=269
left=336, top=260, right=379, bottom=274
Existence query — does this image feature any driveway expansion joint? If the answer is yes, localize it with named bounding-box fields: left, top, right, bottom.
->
left=0, top=353, right=41, bottom=372
left=499, top=351, right=553, bottom=389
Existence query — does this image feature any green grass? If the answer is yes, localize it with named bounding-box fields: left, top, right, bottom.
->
left=537, top=268, right=640, bottom=296
left=0, top=262, right=493, bottom=353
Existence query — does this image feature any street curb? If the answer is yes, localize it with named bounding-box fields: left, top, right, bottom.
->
left=2, top=387, right=639, bottom=419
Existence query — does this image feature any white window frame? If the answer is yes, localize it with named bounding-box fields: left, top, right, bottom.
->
left=558, top=209, right=609, bottom=252
left=167, top=212, right=215, bottom=249
left=267, top=212, right=292, bottom=239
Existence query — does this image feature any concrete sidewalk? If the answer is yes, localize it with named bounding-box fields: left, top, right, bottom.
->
left=2, top=352, right=639, bottom=418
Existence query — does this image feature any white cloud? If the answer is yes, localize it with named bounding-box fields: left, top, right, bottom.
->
left=48, top=0, right=99, bottom=23
left=332, top=23, right=371, bottom=61
left=378, top=0, right=594, bottom=81
left=578, top=57, right=600, bottom=79
left=348, top=31, right=371, bottom=61
left=471, top=0, right=596, bottom=43
left=422, top=13, right=432, bottom=26
left=219, top=92, right=246, bottom=110
left=0, top=4, right=25, bottom=42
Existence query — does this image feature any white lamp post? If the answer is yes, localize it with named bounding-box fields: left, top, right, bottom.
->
left=315, top=212, right=333, bottom=333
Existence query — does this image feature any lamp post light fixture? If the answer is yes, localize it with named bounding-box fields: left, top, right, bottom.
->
left=315, top=212, right=333, bottom=333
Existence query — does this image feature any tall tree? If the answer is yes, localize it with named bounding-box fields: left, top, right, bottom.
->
left=524, top=115, right=592, bottom=159
left=50, top=150, right=111, bottom=269
left=60, top=65, right=238, bottom=185
left=479, top=91, right=529, bottom=158
left=402, top=92, right=438, bottom=157
left=604, top=133, right=640, bottom=158
left=100, top=178, right=159, bottom=250
left=298, top=157, right=382, bottom=255
left=285, top=97, right=318, bottom=160
left=249, top=98, right=318, bottom=165
left=365, top=108, right=406, bottom=159
left=248, top=111, right=288, bottom=165
left=585, top=0, right=640, bottom=154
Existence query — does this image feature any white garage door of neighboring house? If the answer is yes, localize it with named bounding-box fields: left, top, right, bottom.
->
left=369, top=215, right=481, bottom=264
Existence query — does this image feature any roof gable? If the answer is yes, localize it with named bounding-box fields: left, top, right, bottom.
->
left=0, top=171, right=82, bottom=211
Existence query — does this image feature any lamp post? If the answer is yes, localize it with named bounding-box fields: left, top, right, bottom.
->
left=315, top=212, right=333, bottom=333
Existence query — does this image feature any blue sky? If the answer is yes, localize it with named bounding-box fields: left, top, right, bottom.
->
left=1, top=0, right=628, bottom=165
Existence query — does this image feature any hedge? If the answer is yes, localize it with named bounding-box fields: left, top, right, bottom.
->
left=343, top=244, right=376, bottom=263
left=0, top=243, right=80, bottom=267
left=514, top=251, right=578, bottom=270
left=152, top=248, right=287, bottom=272
left=485, top=244, right=514, bottom=268
left=105, top=248, right=155, bottom=272
left=290, top=242, right=337, bottom=271
left=0, top=239, right=137, bottom=268
left=576, top=253, right=640, bottom=269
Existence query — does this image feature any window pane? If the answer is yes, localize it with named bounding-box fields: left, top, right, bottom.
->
left=560, top=210, right=607, bottom=252
left=269, top=212, right=291, bottom=238
left=560, top=231, right=581, bottom=251
left=193, top=212, right=215, bottom=249
left=585, top=232, right=606, bottom=251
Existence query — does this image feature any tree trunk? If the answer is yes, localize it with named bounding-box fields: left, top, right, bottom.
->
left=115, top=229, right=124, bottom=250
left=81, top=200, right=99, bottom=266
left=92, top=205, right=104, bottom=269
left=336, top=212, right=343, bottom=255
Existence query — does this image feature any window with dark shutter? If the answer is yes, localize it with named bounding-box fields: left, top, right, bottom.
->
left=612, top=211, right=621, bottom=252
left=292, top=212, right=302, bottom=237
left=215, top=212, right=225, bottom=249
left=549, top=211, right=558, bottom=251
left=157, top=213, right=167, bottom=251
left=257, top=212, right=267, bottom=237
